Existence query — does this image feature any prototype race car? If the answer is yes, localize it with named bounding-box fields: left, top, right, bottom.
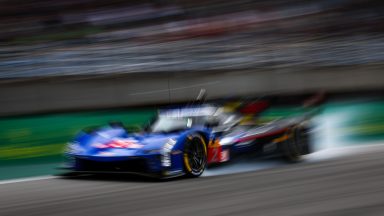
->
left=62, top=104, right=312, bottom=178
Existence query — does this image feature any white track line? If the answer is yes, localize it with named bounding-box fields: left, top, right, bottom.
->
left=0, top=176, right=57, bottom=185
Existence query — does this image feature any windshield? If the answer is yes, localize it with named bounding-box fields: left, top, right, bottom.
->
left=149, top=117, right=193, bottom=133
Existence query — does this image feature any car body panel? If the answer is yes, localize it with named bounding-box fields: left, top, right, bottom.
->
left=63, top=104, right=312, bottom=178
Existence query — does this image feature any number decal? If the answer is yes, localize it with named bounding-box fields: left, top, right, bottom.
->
left=211, top=147, right=219, bottom=162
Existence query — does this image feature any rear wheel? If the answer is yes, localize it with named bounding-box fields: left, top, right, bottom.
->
left=297, top=126, right=311, bottom=155
left=281, top=126, right=306, bottom=162
left=183, top=134, right=207, bottom=177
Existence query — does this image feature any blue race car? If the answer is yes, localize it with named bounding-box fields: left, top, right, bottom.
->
left=62, top=104, right=312, bottom=178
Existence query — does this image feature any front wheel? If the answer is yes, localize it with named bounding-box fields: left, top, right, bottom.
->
left=183, top=134, right=207, bottom=177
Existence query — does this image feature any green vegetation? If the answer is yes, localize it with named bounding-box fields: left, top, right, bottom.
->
left=0, top=109, right=156, bottom=165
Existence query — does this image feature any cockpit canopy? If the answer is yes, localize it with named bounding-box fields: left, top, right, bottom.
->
left=149, top=106, right=241, bottom=133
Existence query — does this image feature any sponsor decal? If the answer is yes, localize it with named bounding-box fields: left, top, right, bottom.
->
left=164, top=169, right=183, bottom=176
left=220, top=149, right=230, bottom=162
left=98, top=152, right=115, bottom=156
left=171, top=150, right=183, bottom=155
left=92, top=139, right=144, bottom=149
left=208, top=139, right=230, bottom=163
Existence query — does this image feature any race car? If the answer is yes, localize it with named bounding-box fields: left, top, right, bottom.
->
left=62, top=104, right=312, bottom=178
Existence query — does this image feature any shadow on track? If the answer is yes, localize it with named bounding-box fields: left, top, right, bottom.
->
left=56, top=155, right=294, bottom=183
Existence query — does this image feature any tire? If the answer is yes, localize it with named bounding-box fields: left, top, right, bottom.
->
left=298, top=126, right=312, bottom=155
left=183, top=134, right=207, bottom=177
left=281, top=126, right=306, bottom=162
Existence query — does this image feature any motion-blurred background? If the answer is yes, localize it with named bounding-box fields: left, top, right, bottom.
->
left=1, top=0, right=384, bottom=180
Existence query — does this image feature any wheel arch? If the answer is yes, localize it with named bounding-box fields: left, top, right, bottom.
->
left=195, top=131, right=210, bottom=147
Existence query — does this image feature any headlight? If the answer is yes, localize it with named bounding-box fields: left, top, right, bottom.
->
left=66, top=142, right=84, bottom=154
left=161, top=138, right=177, bottom=167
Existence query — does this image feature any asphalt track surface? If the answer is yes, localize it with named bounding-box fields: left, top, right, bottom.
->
left=1, top=145, right=384, bottom=216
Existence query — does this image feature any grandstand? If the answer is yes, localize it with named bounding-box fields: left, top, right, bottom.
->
left=0, top=0, right=382, bottom=79
left=0, top=0, right=383, bottom=115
